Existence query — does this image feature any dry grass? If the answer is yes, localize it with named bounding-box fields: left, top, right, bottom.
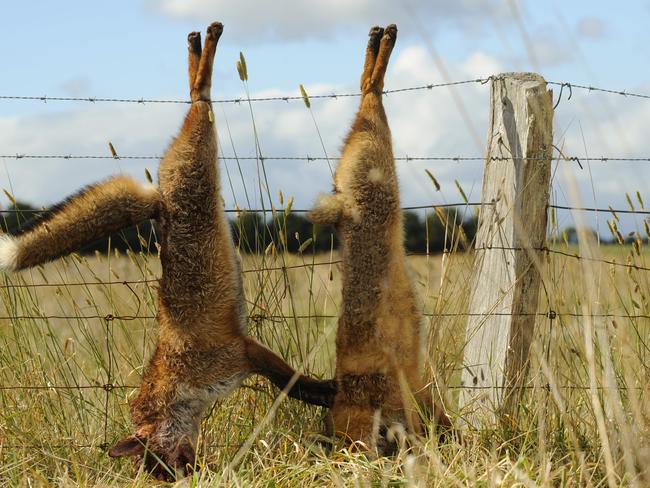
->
left=1, top=242, right=650, bottom=486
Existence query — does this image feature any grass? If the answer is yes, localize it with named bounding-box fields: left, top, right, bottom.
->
left=1, top=235, right=650, bottom=486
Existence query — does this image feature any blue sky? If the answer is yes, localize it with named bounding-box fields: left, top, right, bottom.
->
left=1, top=0, right=650, bottom=234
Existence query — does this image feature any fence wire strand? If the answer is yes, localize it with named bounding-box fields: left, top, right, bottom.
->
left=3, top=154, right=650, bottom=163
left=1, top=77, right=649, bottom=105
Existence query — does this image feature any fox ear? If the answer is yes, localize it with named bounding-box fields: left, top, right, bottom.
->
left=108, top=435, right=146, bottom=458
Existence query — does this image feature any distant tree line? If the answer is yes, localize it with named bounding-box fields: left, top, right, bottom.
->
left=231, top=209, right=478, bottom=254
left=0, top=201, right=480, bottom=255
left=5, top=201, right=643, bottom=256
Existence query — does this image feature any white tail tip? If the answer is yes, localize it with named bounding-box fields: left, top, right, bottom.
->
left=0, top=234, right=19, bottom=272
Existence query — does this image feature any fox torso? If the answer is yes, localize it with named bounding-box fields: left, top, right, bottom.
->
left=335, top=95, right=425, bottom=449
left=156, top=101, right=245, bottom=337
left=114, top=25, right=254, bottom=474
left=130, top=97, right=251, bottom=461
left=336, top=95, right=423, bottom=380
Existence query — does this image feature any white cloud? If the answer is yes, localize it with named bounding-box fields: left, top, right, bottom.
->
left=150, top=0, right=507, bottom=43
left=0, top=103, right=184, bottom=206
left=577, top=17, right=607, bottom=40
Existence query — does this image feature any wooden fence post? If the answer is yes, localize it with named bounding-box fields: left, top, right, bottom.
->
left=459, top=72, right=553, bottom=428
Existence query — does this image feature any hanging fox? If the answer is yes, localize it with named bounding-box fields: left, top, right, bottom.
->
left=0, top=22, right=335, bottom=480
left=308, top=24, right=451, bottom=453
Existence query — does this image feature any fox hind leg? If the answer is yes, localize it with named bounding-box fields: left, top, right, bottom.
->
left=191, top=22, right=223, bottom=102
left=360, top=26, right=384, bottom=94
left=244, top=337, right=337, bottom=408
left=187, top=31, right=202, bottom=94
left=368, top=24, right=398, bottom=93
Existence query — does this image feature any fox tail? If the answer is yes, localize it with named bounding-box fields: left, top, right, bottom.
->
left=0, top=176, right=160, bottom=272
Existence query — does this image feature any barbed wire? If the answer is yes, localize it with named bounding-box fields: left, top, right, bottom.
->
left=546, top=80, right=650, bottom=101
left=0, top=202, right=481, bottom=215
left=1, top=77, right=649, bottom=106
left=2, top=202, right=650, bottom=217
left=0, top=79, right=487, bottom=105
left=1, top=381, right=640, bottom=393
left=471, top=245, right=650, bottom=272
left=550, top=204, right=650, bottom=215
left=1, top=309, right=648, bottom=324
left=0, top=238, right=648, bottom=293
left=0, top=314, right=155, bottom=321
left=3, top=153, right=650, bottom=163
left=0, top=278, right=159, bottom=289
left=1, top=442, right=241, bottom=450
left=0, top=384, right=137, bottom=391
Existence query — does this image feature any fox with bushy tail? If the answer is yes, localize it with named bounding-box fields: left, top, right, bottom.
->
left=0, top=22, right=335, bottom=480
left=308, top=24, right=450, bottom=454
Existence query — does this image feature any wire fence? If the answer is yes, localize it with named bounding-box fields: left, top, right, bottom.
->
left=1, top=76, right=649, bottom=104
left=2, top=75, right=650, bottom=453
left=3, top=154, right=650, bottom=162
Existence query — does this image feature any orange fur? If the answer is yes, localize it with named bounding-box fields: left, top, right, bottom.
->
left=309, top=25, right=450, bottom=454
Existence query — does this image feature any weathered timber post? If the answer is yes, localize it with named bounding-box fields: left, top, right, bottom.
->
left=459, top=73, right=553, bottom=428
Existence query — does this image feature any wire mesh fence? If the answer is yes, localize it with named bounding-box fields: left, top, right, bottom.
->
left=1, top=75, right=650, bottom=454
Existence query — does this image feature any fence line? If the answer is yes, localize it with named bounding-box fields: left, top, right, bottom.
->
left=546, top=80, right=650, bottom=101
left=1, top=382, right=642, bottom=392
left=1, top=311, right=648, bottom=323
left=3, top=73, right=650, bottom=454
left=2, top=202, right=650, bottom=216
left=472, top=246, right=650, bottom=272
left=0, top=79, right=487, bottom=105
left=0, top=384, right=137, bottom=391
left=1, top=77, right=649, bottom=106
left=4, top=154, right=650, bottom=163
left=0, top=202, right=481, bottom=215
left=0, top=240, right=648, bottom=292
left=0, top=314, right=155, bottom=321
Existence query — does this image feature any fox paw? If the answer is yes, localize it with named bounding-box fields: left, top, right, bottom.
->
left=187, top=31, right=201, bottom=54
left=206, top=21, right=223, bottom=40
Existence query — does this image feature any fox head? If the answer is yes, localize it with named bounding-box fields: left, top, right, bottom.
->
left=109, top=391, right=209, bottom=481
left=109, top=423, right=198, bottom=481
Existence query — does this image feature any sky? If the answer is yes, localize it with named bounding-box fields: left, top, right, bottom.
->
left=1, top=0, right=650, bottom=235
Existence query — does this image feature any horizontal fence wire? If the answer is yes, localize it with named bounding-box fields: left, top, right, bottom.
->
left=0, top=202, right=480, bottom=215
left=1, top=202, right=650, bottom=216
left=1, top=442, right=242, bottom=450
left=1, top=77, right=649, bottom=105
left=0, top=79, right=487, bottom=104
left=470, top=246, right=650, bottom=273
left=0, top=314, right=156, bottom=321
left=546, top=80, right=650, bottom=101
left=0, top=443, right=242, bottom=450
left=0, top=384, right=137, bottom=391
left=0, top=238, right=648, bottom=292
left=1, top=312, right=648, bottom=323
left=1, top=383, right=641, bottom=392
left=3, top=154, right=650, bottom=163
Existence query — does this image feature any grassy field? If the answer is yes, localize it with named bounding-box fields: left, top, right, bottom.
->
left=1, top=239, right=650, bottom=486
